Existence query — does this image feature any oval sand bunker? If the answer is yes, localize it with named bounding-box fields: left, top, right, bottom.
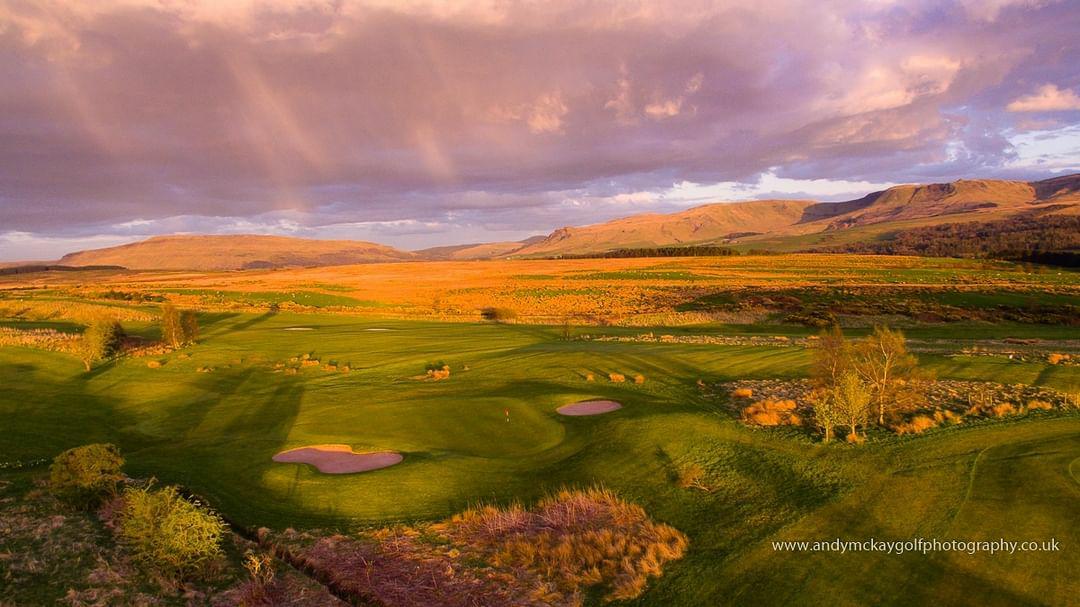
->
left=272, top=445, right=403, bottom=474
left=557, top=400, right=622, bottom=416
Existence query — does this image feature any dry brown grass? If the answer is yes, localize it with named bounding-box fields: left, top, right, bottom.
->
left=442, top=488, right=687, bottom=603
left=991, top=403, right=1018, bottom=417
left=279, top=488, right=687, bottom=607
left=894, top=415, right=937, bottom=435
left=675, top=463, right=711, bottom=492
left=1026, top=399, right=1054, bottom=411
left=741, top=399, right=802, bottom=427
left=0, top=300, right=154, bottom=324
left=426, top=365, right=451, bottom=381
left=0, top=327, right=80, bottom=353
left=3, top=254, right=1040, bottom=325
left=732, top=387, right=754, bottom=399
left=932, top=409, right=963, bottom=425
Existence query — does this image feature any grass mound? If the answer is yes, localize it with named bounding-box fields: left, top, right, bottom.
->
left=281, top=488, right=687, bottom=607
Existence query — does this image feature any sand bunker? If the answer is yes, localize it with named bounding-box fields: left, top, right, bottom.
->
left=557, top=400, right=623, bottom=416
left=272, top=445, right=403, bottom=474
left=284, top=327, right=314, bottom=331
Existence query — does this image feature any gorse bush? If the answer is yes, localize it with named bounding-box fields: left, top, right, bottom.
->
left=50, top=443, right=125, bottom=508
left=120, top=485, right=226, bottom=579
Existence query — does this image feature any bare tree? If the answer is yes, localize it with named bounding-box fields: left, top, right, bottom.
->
left=811, top=324, right=851, bottom=388
left=180, top=311, right=199, bottom=345
left=161, top=304, right=183, bottom=348
left=852, top=326, right=918, bottom=426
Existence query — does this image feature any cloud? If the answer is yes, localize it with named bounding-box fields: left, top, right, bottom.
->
left=1007, top=84, right=1080, bottom=112
left=644, top=72, right=703, bottom=119
left=525, top=93, right=569, bottom=134
left=0, top=0, right=1077, bottom=259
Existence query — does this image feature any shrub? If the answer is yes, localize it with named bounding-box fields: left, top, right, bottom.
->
left=119, top=485, right=226, bottom=579
left=1047, top=353, right=1068, bottom=365
left=443, top=487, right=687, bottom=602
left=481, top=307, right=517, bottom=322
left=609, top=373, right=626, bottom=383
left=426, top=363, right=451, bottom=380
left=147, top=360, right=162, bottom=369
left=634, top=374, right=646, bottom=384
left=991, top=403, right=1018, bottom=417
left=238, top=551, right=277, bottom=603
left=1026, top=399, right=1053, bottom=411
left=732, top=387, right=753, bottom=399
left=50, top=443, right=125, bottom=508
left=676, top=463, right=711, bottom=492
left=585, top=373, right=595, bottom=382
left=894, top=415, right=937, bottom=435
left=932, top=409, right=963, bottom=425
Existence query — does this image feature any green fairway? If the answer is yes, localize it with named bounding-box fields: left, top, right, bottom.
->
left=1, top=311, right=1077, bottom=606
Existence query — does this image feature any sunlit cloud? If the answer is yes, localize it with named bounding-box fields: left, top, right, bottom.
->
left=1007, top=84, right=1080, bottom=113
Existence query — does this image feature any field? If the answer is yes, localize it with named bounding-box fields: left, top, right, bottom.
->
left=1, top=254, right=1078, bottom=606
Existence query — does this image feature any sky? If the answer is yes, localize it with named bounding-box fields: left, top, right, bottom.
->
left=1, top=0, right=1079, bottom=260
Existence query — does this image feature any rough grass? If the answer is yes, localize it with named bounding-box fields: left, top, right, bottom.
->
left=276, top=488, right=687, bottom=606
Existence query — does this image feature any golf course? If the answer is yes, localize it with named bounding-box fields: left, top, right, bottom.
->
left=2, top=291, right=1078, bottom=605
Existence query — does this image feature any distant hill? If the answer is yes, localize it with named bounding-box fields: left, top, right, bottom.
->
left=416, top=236, right=546, bottom=260
left=44, top=174, right=1080, bottom=269
left=512, top=174, right=1080, bottom=257
left=58, top=234, right=416, bottom=270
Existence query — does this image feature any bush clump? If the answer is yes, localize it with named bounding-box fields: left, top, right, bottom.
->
left=609, top=372, right=626, bottom=383
left=50, top=443, right=125, bottom=508
left=119, top=485, right=226, bottom=579
left=425, top=361, right=451, bottom=380
left=732, top=387, right=753, bottom=399
left=741, top=399, right=801, bottom=427
left=893, top=415, right=937, bottom=435
left=481, top=307, right=517, bottom=322
left=1026, top=399, right=1054, bottom=411
left=444, top=487, right=688, bottom=602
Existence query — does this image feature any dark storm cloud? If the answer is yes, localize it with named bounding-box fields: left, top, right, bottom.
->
left=0, top=0, right=1078, bottom=257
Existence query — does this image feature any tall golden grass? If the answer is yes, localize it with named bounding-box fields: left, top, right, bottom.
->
left=439, top=487, right=688, bottom=602
left=741, top=399, right=802, bottom=427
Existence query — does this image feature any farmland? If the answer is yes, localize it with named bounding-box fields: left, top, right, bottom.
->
left=1, top=254, right=1078, bottom=606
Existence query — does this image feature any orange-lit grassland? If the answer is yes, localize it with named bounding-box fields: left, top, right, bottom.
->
left=3, top=254, right=1075, bottom=325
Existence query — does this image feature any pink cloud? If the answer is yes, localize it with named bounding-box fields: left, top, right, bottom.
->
left=1007, top=84, right=1080, bottom=112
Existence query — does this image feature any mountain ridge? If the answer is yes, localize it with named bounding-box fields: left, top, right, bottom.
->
left=45, top=173, right=1080, bottom=268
